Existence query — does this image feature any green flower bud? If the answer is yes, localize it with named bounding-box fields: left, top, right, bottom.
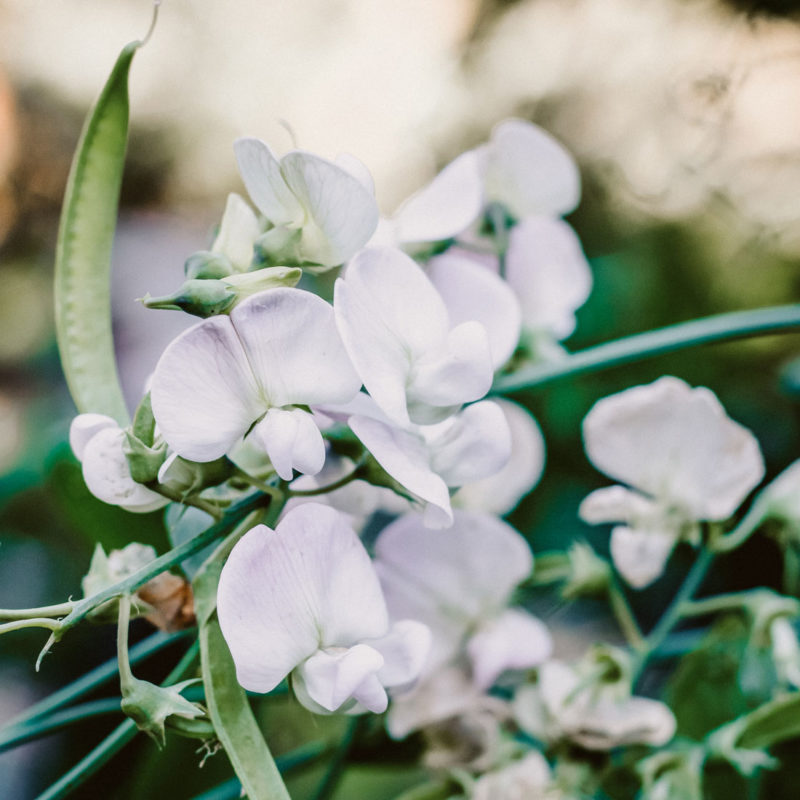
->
left=141, top=279, right=237, bottom=317
left=123, top=430, right=167, bottom=484
left=159, top=454, right=233, bottom=496
left=222, top=265, right=302, bottom=298
left=253, top=226, right=304, bottom=267
left=562, top=541, right=611, bottom=599
left=184, top=249, right=236, bottom=279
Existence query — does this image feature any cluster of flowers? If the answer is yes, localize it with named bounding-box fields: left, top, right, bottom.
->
left=67, top=118, right=800, bottom=796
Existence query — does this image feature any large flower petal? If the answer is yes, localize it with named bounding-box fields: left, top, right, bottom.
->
left=374, top=511, right=533, bottom=667
left=467, top=608, right=553, bottom=690
left=454, top=400, right=545, bottom=515
left=69, top=413, right=117, bottom=461
left=281, top=150, right=379, bottom=266
left=505, top=216, right=592, bottom=340
left=426, top=400, right=512, bottom=487
left=150, top=314, right=264, bottom=462
left=231, top=288, right=360, bottom=408
left=234, top=137, right=303, bottom=226
left=583, top=377, right=764, bottom=520
left=371, top=620, right=432, bottom=690
left=349, top=414, right=452, bottom=528
left=335, top=247, right=450, bottom=424
left=579, top=485, right=657, bottom=525
left=427, top=251, right=521, bottom=370
left=81, top=427, right=169, bottom=513
left=485, top=119, right=581, bottom=218
left=609, top=525, right=677, bottom=589
left=252, top=407, right=325, bottom=480
left=392, top=150, right=483, bottom=244
left=211, top=192, right=261, bottom=271
left=217, top=504, right=389, bottom=693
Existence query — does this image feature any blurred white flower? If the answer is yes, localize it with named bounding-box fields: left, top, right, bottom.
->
left=69, top=414, right=168, bottom=513
left=580, top=377, right=764, bottom=588
left=762, top=459, right=800, bottom=535
left=150, top=288, right=360, bottom=480
left=334, top=247, right=494, bottom=426
left=217, top=503, right=430, bottom=714
left=471, top=751, right=555, bottom=800
left=234, top=138, right=378, bottom=269
left=374, top=510, right=551, bottom=685
left=514, top=659, right=676, bottom=751
left=453, top=398, right=545, bottom=516
left=346, top=396, right=511, bottom=528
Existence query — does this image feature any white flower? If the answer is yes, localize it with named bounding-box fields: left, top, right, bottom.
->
left=374, top=511, right=551, bottom=686
left=453, top=399, right=545, bottom=516
left=334, top=247, right=494, bottom=425
left=216, top=503, right=430, bottom=714
left=150, top=288, right=360, bottom=480
left=471, top=752, right=555, bottom=800
left=69, top=414, right=168, bottom=513
left=514, top=660, right=676, bottom=751
left=210, top=192, right=262, bottom=272
left=383, top=118, right=581, bottom=247
left=346, top=396, right=511, bottom=528
left=580, top=377, right=764, bottom=588
left=234, top=138, right=378, bottom=269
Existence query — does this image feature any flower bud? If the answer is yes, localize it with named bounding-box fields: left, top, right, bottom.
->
left=562, top=541, right=611, bottom=599
left=184, top=249, right=235, bottom=279
left=82, top=543, right=156, bottom=622
left=123, top=430, right=167, bottom=484
left=157, top=452, right=233, bottom=495
left=253, top=226, right=304, bottom=267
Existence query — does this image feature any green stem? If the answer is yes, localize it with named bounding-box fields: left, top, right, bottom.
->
left=232, top=468, right=283, bottom=501
left=0, top=618, right=62, bottom=635
left=634, top=548, right=715, bottom=681
left=288, top=466, right=364, bottom=498
left=35, top=640, right=200, bottom=800
left=151, top=484, right=224, bottom=521
left=680, top=591, right=757, bottom=618
left=493, top=304, right=800, bottom=394
left=712, top=499, right=769, bottom=553
left=7, top=630, right=186, bottom=728
left=0, top=698, right=122, bottom=754
left=310, top=717, right=363, bottom=800
left=607, top=578, right=646, bottom=652
left=39, top=491, right=270, bottom=660
left=0, top=601, right=78, bottom=621
left=116, top=595, right=134, bottom=689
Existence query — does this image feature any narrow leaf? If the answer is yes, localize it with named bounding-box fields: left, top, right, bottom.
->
left=54, top=41, right=141, bottom=424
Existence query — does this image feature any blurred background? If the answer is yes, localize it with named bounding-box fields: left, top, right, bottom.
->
left=3, top=0, right=800, bottom=797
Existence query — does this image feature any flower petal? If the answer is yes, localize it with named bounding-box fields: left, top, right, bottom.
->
left=295, top=644, right=386, bottom=713
left=579, top=486, right=657, bottom=525
left=150, top=314, right=264, bottom=462
left=253, top=407, right=325, bottom=480
left=468, top=608, right=553, bottom=690
left=392, top=150, right=483, bottom=244
left=427, top=251, right=521, bottom=369
left=335, top=247, right=450, bottom=425
left=234, top=137, right=303, bottom=226
left=568, top=697, right=677, bottom=750
left=69, top=413, right=117, bottom=461
left=371, top=620, right=432, bottom=690
left=374, top=511, right=533, bottom=671
left=454, top=400, right=545, bottom=515
left=505, top=216, right=592, bottom=340
left=211, top=192, right=261, bottom=271
left=334, top=153, right=375, bottom=195
left=609, top=525, right=677, bottom=589
left=230, top=288, right=361, bottom=408
left=583, top=377, right=765, bottom=519
left=217, top=504, right=389, bottom=693
left=280, top=150, right=379, bottom=266
left=81, top=427, right=168, bottom=512
left=485, top=119, right=581, bottom=218
left=426, top=401, right=511, bottom=488
left=349, top=414, right=452, bottom=528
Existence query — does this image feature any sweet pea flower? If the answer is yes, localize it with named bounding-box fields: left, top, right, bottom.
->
left=334, top=246, right=494, bottom=426
left=345, top=395, right=512, bottom=528
left=69, top=414, right=168, bottom=513
left=471, top=752, right=556, bottom=800
left=514, top=658, right=676, bottom=751
left=210, top=192, right=262, bottom=273
left=579, top=377, right=764, bottom=588
left=382, top=118, right=581, bottom=248
left=150, top=288, right=360, bottom=480
left=453, top=399, right=545, bottom=516
left=374, top=511, right=551, bottom=687
left=216, top=503, right=430, bottom=714
left=234, top=138, right=378, bottom=269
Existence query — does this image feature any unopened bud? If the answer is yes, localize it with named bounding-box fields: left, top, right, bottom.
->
left=184, top=250, right=235, bottom=280
left=253, top=226, right=303, bottom=267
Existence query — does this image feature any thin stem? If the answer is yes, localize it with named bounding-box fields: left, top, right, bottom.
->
left=232, top=468, right=283, bottom=500
left=712, top=499, right=769, bottom=553
left=0, top=618, right=61, bottom=635
left=607, top=578, right=646, bottom=652
left=492, top=304, right=800, bottom=394
left=288, top=467, right=364, bottom=498
left=42, top=492, right=270, bottom=653
left=310, top=717, right=363, bottom=800
left=151, top=484, right=224, bottom=521
left=7, top=630, right=186, bottom=728
left=116, top=595, right=134, bottom=689
left=35, top=640, right=200, bottom=800
left=679, top=591, right=755, bottom=618
left=0, top=698, right=122, bottom=754
left=0, top=601, right=78, bottom=621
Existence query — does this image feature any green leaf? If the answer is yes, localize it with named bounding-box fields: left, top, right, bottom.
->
left=54, top=41, right=141, bottom=425
left=200, top=615, right=291, bottom=800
